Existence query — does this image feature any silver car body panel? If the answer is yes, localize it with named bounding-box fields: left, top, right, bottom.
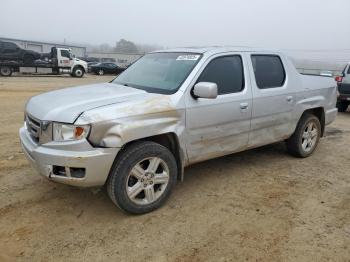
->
left=20, top=46, right=338, bottom=187
left=19, top=127, right=118, bottom=187
left=26, top=83, right=148, bottom=123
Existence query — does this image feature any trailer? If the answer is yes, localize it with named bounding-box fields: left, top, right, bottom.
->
left=0, top=47, right=87, bottom=77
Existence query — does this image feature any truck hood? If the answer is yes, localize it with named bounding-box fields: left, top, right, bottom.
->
left=26, top=83, right=149, bottom=123
left=74, top=58, right=86, bottom=64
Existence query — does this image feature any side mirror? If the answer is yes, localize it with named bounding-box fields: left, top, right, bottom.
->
left=192, top=82, right=218, bottom=99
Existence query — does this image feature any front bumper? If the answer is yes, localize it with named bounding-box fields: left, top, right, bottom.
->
left=325, top=108, right=338, bottom=125
left=19, top=127, right=119, bottom=187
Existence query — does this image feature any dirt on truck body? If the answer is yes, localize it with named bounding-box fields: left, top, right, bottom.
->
left=19, top=47, right=338, bottom=214
left=1, top=75, right=350, bottom=261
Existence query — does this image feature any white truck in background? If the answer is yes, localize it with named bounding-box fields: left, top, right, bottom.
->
left=0, top=44, right=87, bottom=77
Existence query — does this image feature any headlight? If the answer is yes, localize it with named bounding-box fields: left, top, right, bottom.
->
left=53, top=123, right=90, bottom=142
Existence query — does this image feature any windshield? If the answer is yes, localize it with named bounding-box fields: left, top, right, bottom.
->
left=112, top=52, right=201, bottom=94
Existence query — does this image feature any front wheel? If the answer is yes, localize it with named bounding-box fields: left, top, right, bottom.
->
left=286, top=114, right=321, bottom=158
left=107, top=141, right=177, bottom=214
left=98, top=69, right=104, bottom=75
left=72, top=66, right=84, bottom=78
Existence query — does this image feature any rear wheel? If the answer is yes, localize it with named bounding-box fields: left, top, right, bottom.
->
left=286, top=114, right=321, bottom=158
left=98, top=69, right=104, bottom=75
left=0, top=66, right=12, bottom=77
left=23, top=54, right=35, bottom=65
left=336, top=101, right=348, bottom=112
left=107, top=141, right=177, bottom=214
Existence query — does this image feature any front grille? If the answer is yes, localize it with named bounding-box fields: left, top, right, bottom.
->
left=26, top=114, right=41, bottom=143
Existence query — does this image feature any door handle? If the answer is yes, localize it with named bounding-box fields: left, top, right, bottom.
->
left=240, top=102, right=249, bottom=110
left=286, top=96, right=293, bottom=103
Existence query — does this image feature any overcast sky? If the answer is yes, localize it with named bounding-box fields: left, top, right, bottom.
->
left=1, top=0, right=349, bottom=56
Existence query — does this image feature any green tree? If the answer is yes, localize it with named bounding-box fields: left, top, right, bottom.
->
left=115, top=39, right=139, bottom=54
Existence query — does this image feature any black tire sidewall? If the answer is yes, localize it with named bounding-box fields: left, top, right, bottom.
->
left=108, top=142, right=177, bottom=214
left=73, top=67, right=84, bottom=77
left=23, top=55, right=34, bottom=65
left=0, top=66, right=12, bottom=76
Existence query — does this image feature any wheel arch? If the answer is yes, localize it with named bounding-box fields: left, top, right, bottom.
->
left=299, top=107, right=325, bottom=137
left=73, top=65, right=85, bottom=73
left=112, top=133, right=185, bottom=182
left=72, top=65, right=85, bottom=77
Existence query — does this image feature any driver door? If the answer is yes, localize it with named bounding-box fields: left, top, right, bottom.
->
left=58, top=49, right=72, bottom=67
left=185, top=53, right=252, bottom=164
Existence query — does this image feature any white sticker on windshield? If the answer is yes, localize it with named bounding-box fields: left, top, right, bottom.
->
left=176, top=55, right=200, bottom=61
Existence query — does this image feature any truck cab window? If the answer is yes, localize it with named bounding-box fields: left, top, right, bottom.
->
left=197, top=55, right=244, bottom=95
left=60, top=50, right=71, bottom=59
left=251, top=55, right=286, bottom=89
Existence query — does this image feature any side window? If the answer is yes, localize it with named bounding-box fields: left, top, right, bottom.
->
left=60, top=50, right=70, bottom=58
left=197, top=55, right=244, bottom=95
left=3, top=42, right=17, bottom=50
left=251, top=55, right=286, bottom=89
left=347, top=65, right=350, bottom=74
left=2, top=42, right=17, bottom=54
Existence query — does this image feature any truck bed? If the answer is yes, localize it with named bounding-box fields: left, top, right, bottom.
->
left=0, top=59, right=58, bottom=68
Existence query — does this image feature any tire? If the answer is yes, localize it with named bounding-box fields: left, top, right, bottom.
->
left=98, top=69, right=104, bottom=75
left=23, top=55, right=34, bottom=65
left=52, top=68, right=60, bottom=75
left=336, top=101, right=348, bottom=112
left=107, top=141, right=177, bottom=214
left=72, top=66, right=84, bottom=78
left=286, top=114, right=321, bottom=158
left=0, top=66, right=12, bottom=77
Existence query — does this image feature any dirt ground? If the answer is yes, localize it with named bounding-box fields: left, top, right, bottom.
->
left=0, top=74, right=349, bottom=262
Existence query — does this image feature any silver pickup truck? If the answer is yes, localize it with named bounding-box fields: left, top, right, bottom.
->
left=20, top=47, right=337, bottom=214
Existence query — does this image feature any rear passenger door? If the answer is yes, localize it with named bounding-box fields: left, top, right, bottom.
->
left=185, top=53, right=252, bottom=164
left=107, top=63, right=117, bottom=73
left=248, top=54, right=296, bottom=148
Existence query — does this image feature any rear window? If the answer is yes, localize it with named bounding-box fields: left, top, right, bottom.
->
left=251, top=55, right=286, bottom=89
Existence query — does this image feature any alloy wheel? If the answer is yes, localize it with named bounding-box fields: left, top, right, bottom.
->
left=301, top=121, right=318, bottom=153
left=126, top=157, right=170, bottom=205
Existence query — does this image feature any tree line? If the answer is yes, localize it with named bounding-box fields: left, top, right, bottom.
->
left=88, top=39, right=164, bottom=54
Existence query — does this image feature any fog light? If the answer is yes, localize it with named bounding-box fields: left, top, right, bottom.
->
left=53, top=165, right=66, bottom=176
left=70, top=167, right=85, bottom=178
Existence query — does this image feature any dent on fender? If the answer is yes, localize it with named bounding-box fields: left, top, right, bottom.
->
left=77, top=95, right=185, bottom=148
